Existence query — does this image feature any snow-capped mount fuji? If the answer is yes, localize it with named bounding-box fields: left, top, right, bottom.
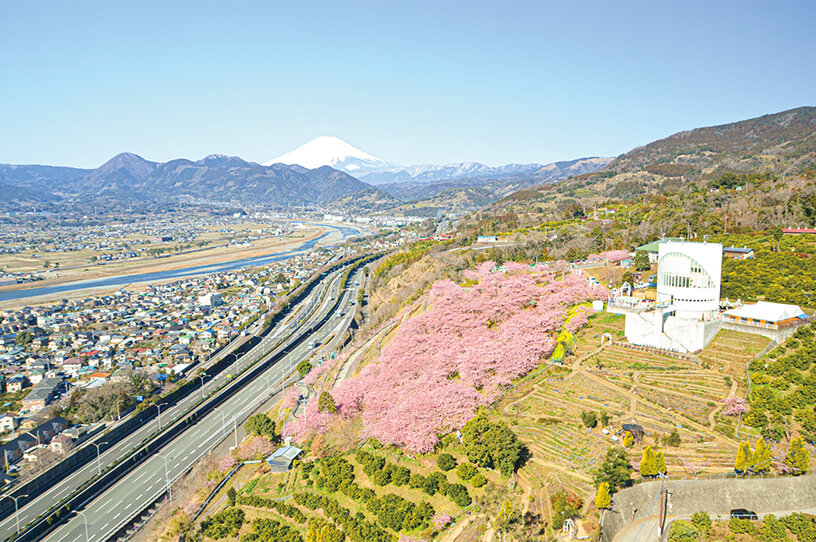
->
left=264, top=136, right=391, bottom=177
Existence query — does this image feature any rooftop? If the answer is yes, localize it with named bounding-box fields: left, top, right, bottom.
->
left=724, top=301, right=808, bottom=323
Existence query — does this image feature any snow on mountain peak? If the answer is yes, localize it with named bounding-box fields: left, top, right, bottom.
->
left=264, top=136, right=389, bottom=174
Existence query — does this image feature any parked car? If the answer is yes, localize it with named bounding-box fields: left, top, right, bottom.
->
left=730, top=509, right=758, bottom=520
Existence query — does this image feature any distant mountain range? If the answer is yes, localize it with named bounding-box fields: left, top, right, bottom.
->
left=0, top=153, right=372, bottom=207
left=1, top=138, right=611, bottom=211
left=264, top=136, right=611, bottom=189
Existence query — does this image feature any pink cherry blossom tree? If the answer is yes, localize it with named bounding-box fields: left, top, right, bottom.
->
left=722, top=395, right=749, bottom=416
left=287, top=261, right=607, bottom=452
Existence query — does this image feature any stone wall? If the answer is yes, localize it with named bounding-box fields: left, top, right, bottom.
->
left=602, top=475, right=816, bottom=542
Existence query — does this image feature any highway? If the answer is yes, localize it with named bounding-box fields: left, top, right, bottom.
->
left=0, top=265, right=349, bottom=541
left=41, top=266, right=364, bottom=541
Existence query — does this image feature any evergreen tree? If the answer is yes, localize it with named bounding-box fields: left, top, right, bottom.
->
left=786, top=436, right=810, bottom=474
left=317, top=391, right=337, bottom=413
left=655, top=449, right=667, bottom=474
left=634, top=251, right=651, bottom=271
left=593, top=447, right=632, bottom=491
left=753, top=437, right=771, bottom=473
left=594, top=482, right=611, bottom=509
left=663, top=429, right=681, bottom=447
left=735, top=441, right=752, bottom=473
left=640, top=446, right=657, bottom=477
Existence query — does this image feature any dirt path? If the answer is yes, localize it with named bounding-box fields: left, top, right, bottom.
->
left=578, top=368, right=737, bottom=447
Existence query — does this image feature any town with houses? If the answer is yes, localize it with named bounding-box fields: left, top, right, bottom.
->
left=0, top=229, right=409, bottom=483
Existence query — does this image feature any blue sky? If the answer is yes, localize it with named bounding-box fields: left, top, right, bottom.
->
left=1, top=0, right=814, bottom=168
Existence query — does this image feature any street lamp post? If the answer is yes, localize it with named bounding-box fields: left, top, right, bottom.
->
left=219, top=410, right=226, bottom=435
left=78, top=509, right=89, bottom=542
left=3, top=494, right=29, bottom=534
left=156, top=453, right=173, bottom=502
left=154, top=402, right=168, bottom=431
left=198, top=373, right=208, bottom=400
left=90, top=441, right=108, bottom=476
left=233, top=417, right=239, bottom=448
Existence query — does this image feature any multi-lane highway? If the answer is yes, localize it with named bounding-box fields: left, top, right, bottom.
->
left=0, top=263, right=357, bottom=541
left=40, top=266, right=364, bottom=541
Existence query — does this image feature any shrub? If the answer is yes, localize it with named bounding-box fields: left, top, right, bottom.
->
left=758, top=514, right=787, bottom=541
left=470, top=473, right=487, bottom=487
left=668, top=520, right=698, bottom=542
left=691, top=511, right=711, bottom=539
left=446, top=483, right=472, bottom=507
left=200, top=507, right=245, bottom=539
left=729, top=517, right=756, bottom=535
left=437, top=453, right=457, bottom=471
left=456, top=462, right=478, bottom=481
left=392, top=465, right=411, bottom=486
left=409, top=473, right=425, bottom=489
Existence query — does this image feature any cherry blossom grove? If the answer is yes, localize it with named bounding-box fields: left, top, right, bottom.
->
left=588, top=250, right=631, bottom=263
left=288, top=262, right=606, bottom=452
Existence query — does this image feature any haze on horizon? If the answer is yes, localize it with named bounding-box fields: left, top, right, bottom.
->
left=1, top=0, right=814, bottom=169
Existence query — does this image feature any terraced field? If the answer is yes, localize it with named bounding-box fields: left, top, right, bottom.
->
left=698, top=329, right=770, bottom=379
left=506, top=318, right=747, bottom=495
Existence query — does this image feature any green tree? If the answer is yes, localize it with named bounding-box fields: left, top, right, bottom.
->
left=470, top=473, right=487, bottom=487
left=621, top=271, right=634, bottom=287
left=14, top=331, right=32, bottom=346
left=753, top=437, right=772, bottom=473
left=593, top=447, right=632, bottom=491
left=735, top=440, right=752, bottom=473
left=663, top=429, right=681, bottom=447
left=580, top=411, right=598, bottom=428
left=297, top=360, right=313, bottom=377
left=786, top=436, right=810, bottom=474
left=245, top=413, right=277, bottom=439
left=456, top=463, right=478, bottom=481
left=623, top=431, right=634, bottom=448
left=461, top=413, right=524, bottom=477
left=655, top=449, right=667, bottom=474
left=226, top=486, right=237, bottom=506
left=317, top=391, right=337, bottom=413
left=640, top=446, right=657, bottom=477
left=634, top=251, right=651, bottom=271
left=600, top=410, right=611, bottom=427
left=691, top=511, right=712, bottom=540
left=437, top=453, right=457, bottom=471
left=594, top=482, right=611, bottom=509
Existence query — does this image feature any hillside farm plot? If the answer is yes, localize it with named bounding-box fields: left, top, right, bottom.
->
left=588, top=345, right=699, bottom=372
left=698, top=329, right=770, bottom=380
left=573, top=313, right=625, bottom=358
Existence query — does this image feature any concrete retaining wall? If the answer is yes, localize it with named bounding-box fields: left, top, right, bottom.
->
left=602, top=475, right=816, bottom=542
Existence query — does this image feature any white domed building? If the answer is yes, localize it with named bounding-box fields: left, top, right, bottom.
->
left=624, top=241, right=724, bottom=352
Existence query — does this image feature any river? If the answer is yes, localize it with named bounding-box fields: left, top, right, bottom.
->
left=0, top=222, right=366, bottom=304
